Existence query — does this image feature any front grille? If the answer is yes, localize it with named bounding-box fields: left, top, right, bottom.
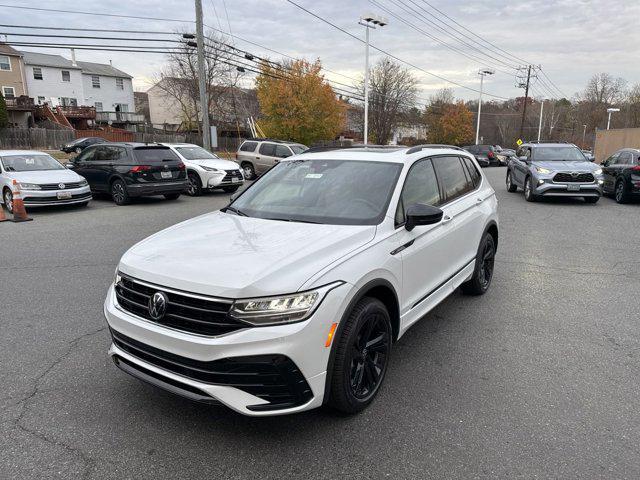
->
left=221, top=169, right=243, bottom=183
left=23, top=192, right=92, bottom=203
left=553, top=172, right=595, bottom=183
left=110, top=329, right=313, bottom=411
left=114, top=274, right=245, bottom=336
left=39, top=182, right=84, bottom=190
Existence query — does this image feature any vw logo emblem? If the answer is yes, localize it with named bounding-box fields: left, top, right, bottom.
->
left=148, top=291, right=168, bottom=320
left=571, top=172, right=579, bottom=177
left=58, top=183, right=66, bottom=189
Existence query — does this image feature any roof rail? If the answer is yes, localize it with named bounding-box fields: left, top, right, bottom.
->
left=405, top=144, right=465, bottom=154
left=302, top=144, right=398, bottom=154
left=247, top=137, right=295, bottom=144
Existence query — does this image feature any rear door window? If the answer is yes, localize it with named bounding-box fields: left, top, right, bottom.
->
left=618, top=151, right=633, bottom=165
left=432, top=156, right=474, bottom=202
left=259, top=143, right=277, bottom=156
left=240, top=141, right=258, bottom=152
left=461, top=156, right=482, bottom=187
left=133, top=147, right=179, bottom=163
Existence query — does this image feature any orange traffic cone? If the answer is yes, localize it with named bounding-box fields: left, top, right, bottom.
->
left=0, top=202, right=8, bottom=222
left=9, top=180, right=33, bottom=223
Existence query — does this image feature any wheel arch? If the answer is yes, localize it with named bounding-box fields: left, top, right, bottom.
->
left=484, top=220, right=499, bottom=252
left=322, top=278, right=400, bottom=405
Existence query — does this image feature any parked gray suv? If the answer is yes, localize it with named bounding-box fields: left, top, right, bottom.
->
left=236, top=139, right=307, bottom=179
left=505, top=143, right=603, bottom=203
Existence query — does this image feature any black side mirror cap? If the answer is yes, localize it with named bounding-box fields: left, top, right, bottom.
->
left=405, top=204, right=444, bottom=231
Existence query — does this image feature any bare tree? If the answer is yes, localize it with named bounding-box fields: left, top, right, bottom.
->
left=580, top=73, right=627, bottom=105
left=359, top=58, right=417, bottom=144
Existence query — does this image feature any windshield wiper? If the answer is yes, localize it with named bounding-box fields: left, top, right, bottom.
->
left=225, top=206, right=248, bottom=217
left=264, top=217, right=321, bottom=224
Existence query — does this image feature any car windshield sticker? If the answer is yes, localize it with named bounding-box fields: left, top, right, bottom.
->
left=305, top=173, right=323, bottom=179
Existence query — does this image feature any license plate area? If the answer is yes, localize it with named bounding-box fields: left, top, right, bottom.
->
left=567, top=184, right=580, bottom=191
left=161, top=171, right=173, bottom=179
left=231, top=177, right=240, bottom=183
left=57, top=191, right=72, bottom=199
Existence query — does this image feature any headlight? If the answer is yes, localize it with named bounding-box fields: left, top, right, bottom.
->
left=535, top=167, right=552, bottom=174
left=229, top=282, right=344, bottom=326
left=79, top=179, right=88, bottom=187
left=593, top=168, right=603, bottom=175
left=201, top=166, right=223, bottom=172
left=18, top=182, right=41, bottom=190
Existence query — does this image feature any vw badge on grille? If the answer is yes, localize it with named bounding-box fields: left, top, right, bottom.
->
left=148, top=291, right=168, bottom=320
left=58, top=183, right=66, bottom=189
left=571, top=172, right=579, bottom=178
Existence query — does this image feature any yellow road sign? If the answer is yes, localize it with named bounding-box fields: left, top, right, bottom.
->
left=516, top=139, right=523, bottom=146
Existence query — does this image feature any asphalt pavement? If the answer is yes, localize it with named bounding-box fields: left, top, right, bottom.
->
left=1, top=168, right=639, bottom=479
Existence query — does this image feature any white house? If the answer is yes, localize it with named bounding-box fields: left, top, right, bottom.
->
left=21, top=51, right=134, bottom=113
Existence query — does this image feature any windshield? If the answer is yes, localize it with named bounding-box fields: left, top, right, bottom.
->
left=290, top=145, right=307, bottom=155
left=534, top=147, right=587, bottom=161
left=175, top=146, right=218, bottom=160
left=0, top=154, right=65, bottom=172
left=228, top=159, right=402, bottom=225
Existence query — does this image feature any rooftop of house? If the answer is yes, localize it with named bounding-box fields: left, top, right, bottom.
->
left=0, top=43, right=22, bottom=57
left=19, top=51, right=132, bottom=78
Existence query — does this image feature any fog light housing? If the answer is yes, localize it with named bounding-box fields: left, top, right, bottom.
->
left=538, top=179, right=545, bottom=185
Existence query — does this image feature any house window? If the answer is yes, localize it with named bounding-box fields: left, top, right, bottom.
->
left=59, top=97, right=77, bottom=107
left=95, top=102, right=103, bottom=111
left=114, top=103, right=128, bottom=112
left=33, top=67, right=43, bottom=80
left=0, top=55, right=10, bottom=71
left=61, top=70, right=70, bottom=82
left=91, top=75, right=100, bottom=88
left=2, top=86, right=15, bottom=99
left=37, top=96, right=46, bottom=104
left=116, top=78, right=124, bottom=90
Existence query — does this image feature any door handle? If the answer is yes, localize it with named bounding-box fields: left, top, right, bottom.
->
left=441, top=215, right=453, bottom=224
left=256, top=157, right=261, bottom=160
left=476, top=197, right=483, bottom=203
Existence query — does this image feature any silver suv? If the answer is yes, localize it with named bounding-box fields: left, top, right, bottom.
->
left=505, top=143, right=603, bottom=203
left=236, top=139, right=307, bottom=179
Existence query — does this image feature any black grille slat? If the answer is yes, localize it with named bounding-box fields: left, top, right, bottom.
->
left=110, top=329, right=313, bottom=410
left=115, top=275, right=243, bottom=336
left=553, top=172, right=595, bottom=183
left=222, top=170, right=243, bottom=183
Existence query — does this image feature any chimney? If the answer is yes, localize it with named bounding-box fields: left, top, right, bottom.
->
left=70, top=48, right=77, bottom=66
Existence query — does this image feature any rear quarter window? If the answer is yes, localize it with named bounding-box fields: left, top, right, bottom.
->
left=432, top=156, right=474, bottom=202
left=240, top=141, right=258, bottom=152
left=259, top=143, right=277, bottom=156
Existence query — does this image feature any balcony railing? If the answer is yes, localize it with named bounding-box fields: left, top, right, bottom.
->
left=95, top=111, right=146, bottom=123
left=59, top=105, right=96, bottom=119
left=5, top=96, right=35, bottom=110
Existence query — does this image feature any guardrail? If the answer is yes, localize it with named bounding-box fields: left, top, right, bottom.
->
left=96, top=111, right=146, bottom=123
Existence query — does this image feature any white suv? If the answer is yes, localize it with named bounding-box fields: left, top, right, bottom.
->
left=104, top=146, right=498, bottom=416
left=162, top=143, right=244, bottom=196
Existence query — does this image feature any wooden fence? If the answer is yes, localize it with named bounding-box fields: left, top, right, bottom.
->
left=0, top=128, right=75, bottom=150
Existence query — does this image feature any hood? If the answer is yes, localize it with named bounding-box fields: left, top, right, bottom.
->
left=5, top=169, right=85, bottom=184
left=119, top=211, right=375, bottom=298
left=531, top=160, right=598, bottom=172
left=185, top=158, right=240, bottom=170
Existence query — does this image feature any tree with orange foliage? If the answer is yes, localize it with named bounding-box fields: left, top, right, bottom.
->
left=427, top=101, right=474, bottom=145
left=255, top=59, right=345, bottom=145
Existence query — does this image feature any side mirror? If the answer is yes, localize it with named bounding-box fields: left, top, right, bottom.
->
left=518, top=156, right=528, bottom=162
left=601, top=160, right=609, bottom=167
left=66, top=161, right=75, bottom=169
left=405, top=204, right=444, bottom=231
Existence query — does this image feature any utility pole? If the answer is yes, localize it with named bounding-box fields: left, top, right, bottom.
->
left=519, top=65, right=532, bottom=140
left=359, top=13, right=387, bottom=145
left=475, top=68, right=495, bottom=145
left=537, top=100, right=544, bottom=142
left=195, top=0, right=211, bottom=150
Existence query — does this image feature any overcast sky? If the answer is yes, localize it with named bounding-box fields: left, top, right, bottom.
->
left=4, top=0, right=640, bottom=105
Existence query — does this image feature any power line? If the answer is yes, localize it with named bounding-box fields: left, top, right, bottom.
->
left=0, top=24, right=171, bottom=34
left=284, top=0, right=509, bottom=100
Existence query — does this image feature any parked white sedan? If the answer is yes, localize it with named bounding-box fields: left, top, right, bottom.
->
left=0, top=150, right=92, bottom=213
left=162, top=143, right=244, bottom=196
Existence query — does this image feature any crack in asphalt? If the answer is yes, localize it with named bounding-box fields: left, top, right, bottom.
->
left=8, top=326, right=106, bottom=480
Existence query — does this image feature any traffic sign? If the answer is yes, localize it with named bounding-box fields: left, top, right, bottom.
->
left=516, top=139, right=523, bottom=146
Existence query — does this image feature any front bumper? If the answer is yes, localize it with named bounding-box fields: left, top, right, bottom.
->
left=103, top=282, right=351, bottom=416
left=21, top=186, right=92, bottom=207
left=127, top=180, right=188, bottom=197
left=196, top=169, right=244, bottom=189
left=533, top=178, right=603, bottom=197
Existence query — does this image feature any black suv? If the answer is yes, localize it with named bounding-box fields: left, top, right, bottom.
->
left=61, top=137, right=107, bottom=153
left=601, top=148, right=640, bottom=203
left=68, top=143, right=187, bottom=205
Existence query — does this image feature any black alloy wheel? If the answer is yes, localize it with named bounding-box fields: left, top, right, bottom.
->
left=328, top=297, right=392, bottom=413
left=187, top=172, right=202, bottom=196
left=111, top=179, right=130, bottom=205
left=461, top=232, right=496, bottom=295
left=615, top=180, right=628, bottom=204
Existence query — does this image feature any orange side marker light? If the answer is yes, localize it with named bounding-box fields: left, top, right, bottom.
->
left=325, top=323, right=338, bottom=347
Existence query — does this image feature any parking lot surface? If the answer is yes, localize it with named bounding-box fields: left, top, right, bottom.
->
left=1, top=167, right=639, bottom=479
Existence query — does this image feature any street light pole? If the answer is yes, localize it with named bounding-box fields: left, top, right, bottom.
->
left=195, top=0, right=211, bottom=150
left=537, top=100, right=544, bottom=142
left=475, top=68, right=494, bottom=145
left=606, top=107, right=620, bottom=130
left=359, top=13, right=387, bottom=145
left=582, top=124, right=587, bottom=147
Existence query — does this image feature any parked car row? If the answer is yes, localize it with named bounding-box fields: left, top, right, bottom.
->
left=0, top=142, right=249, bottom=213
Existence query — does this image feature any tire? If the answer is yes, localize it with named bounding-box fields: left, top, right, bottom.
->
left=524, top=176, right=538, bottom=202
left=506, top=170, right=518, bottom=192
left=241, top=162, right=256, bottom=180
left=3, top=187, right=13, bottom=214
left=461, top=232, right=496, bottom=296
left=186, top=172, right=203, bottom=196
left=584, top=196, right=599, bottom=204
left=328, top=297, right=392, bottom=414
left=110, top=179, right=130, bottom=205
left=223, top=185, right=239, bottom=193
left=164, top=193, right=181, bottom=201
left=615, top=179, right=629, bottom=204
